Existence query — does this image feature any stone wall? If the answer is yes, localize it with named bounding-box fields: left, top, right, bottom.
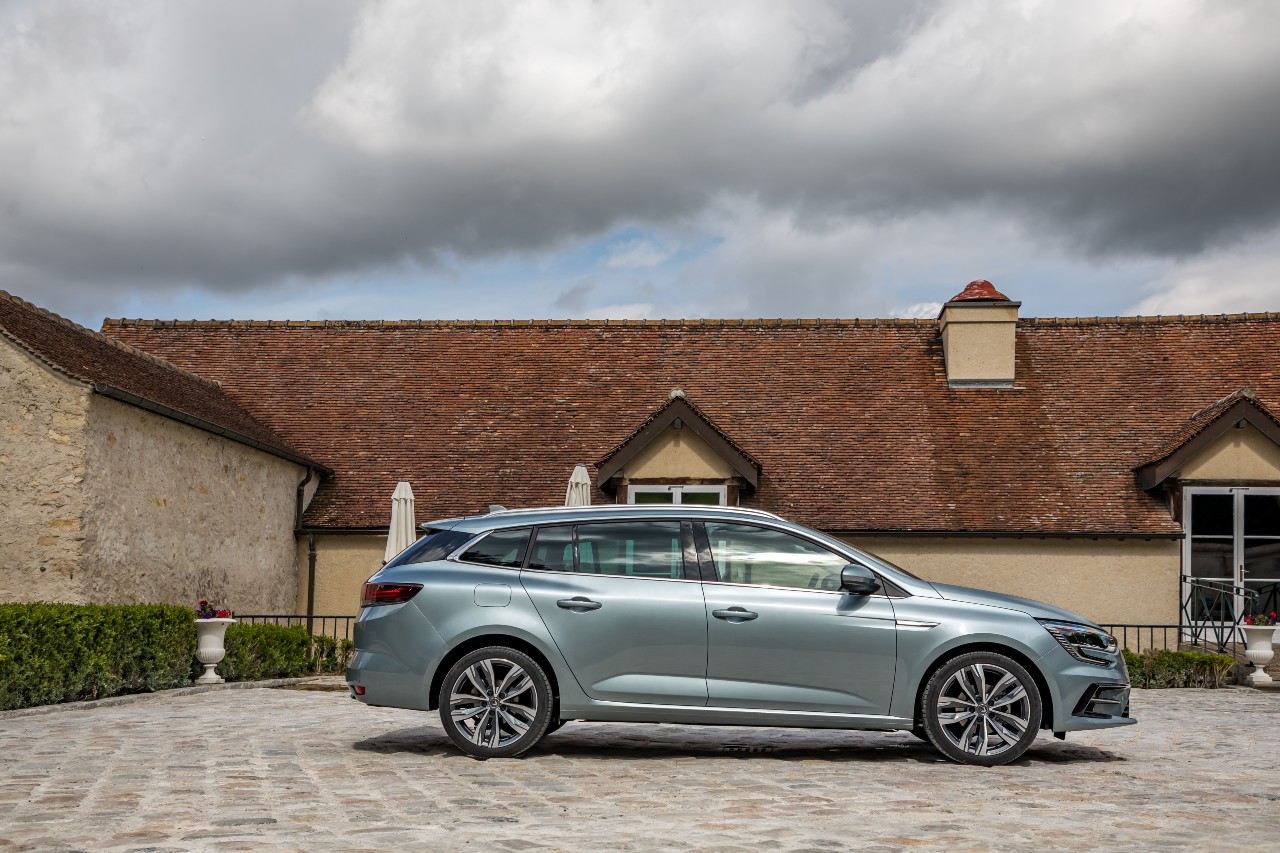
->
left=80, top=394, right=305, bottom=612
left=0, top=338, right=91, bottom=602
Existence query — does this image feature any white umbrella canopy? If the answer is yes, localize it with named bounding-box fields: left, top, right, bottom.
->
left=565, top=464, right=592, bottom=507
left=384, top=480, right=417, bottom=562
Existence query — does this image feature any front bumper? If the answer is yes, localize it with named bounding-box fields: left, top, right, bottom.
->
left=1042, top=650, right=1136, bottom=733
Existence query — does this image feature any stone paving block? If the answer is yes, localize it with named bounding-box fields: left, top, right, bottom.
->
left=0, top=687, right=1277, bottom=850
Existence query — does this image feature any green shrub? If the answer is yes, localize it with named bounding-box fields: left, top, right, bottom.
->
left=212, top=623, right=353, bottom=681
left=1124, top=648, right=1237, bottom=688
left=215, top=623, right=312, bottom=681
left=0, top=602, right=194, bottom=711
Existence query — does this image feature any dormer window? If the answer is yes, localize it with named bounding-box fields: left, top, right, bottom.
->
left=628, top=485, right=728, bottom=506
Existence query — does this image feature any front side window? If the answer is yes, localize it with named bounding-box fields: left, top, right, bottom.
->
left=704, top=522, right=851, bottom=590
left=576, top=521, right=685, bottom=578
left=458, top=527, right=531, bottom=568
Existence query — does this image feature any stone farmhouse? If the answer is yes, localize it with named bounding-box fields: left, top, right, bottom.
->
left=3, top=282, right=1280, bottom=631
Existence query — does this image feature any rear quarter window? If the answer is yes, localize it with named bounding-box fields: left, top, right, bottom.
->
left=384, top=529, right=474, bottom=568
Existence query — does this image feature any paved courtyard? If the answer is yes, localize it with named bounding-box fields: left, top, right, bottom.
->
left=0, top=685, right=1277, bottom=852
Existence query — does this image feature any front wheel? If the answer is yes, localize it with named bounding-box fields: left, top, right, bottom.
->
left=438, top=647, right=554, bottom=758
left=920, top=651, right=1042, bottom=766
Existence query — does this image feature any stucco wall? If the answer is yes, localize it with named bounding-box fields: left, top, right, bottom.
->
left=1176, top=424, right=1280, bottom=481
left=296, top=534, right=385, bottom=616
left=622, top=427, right=735, bottom=479
left=0, top=338, right=90, bottom=602
left=80, top=394, right=304, bottom=612
left=843, top=534, right=1181, bottom=626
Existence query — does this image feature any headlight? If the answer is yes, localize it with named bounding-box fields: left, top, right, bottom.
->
left=1038, top=619, right=1118, bottom=666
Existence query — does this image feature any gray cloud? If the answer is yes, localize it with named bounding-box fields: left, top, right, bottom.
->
left=1, top=0, right=1278, bottom=315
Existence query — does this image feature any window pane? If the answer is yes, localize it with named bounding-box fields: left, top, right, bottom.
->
left=1244, top=494, right=1280, bottom=537
left=705, top=522, right=850, bottom=590
left=681, top=491, right=722, bottom=505
left=528, top=526, right=574, bottom=572
left=1244, top=538, right=1280, bottom=580
left=1190, top=494, right=1233, bottom=537
left=632, top=491, right=674, bottom=504
left=460, top=528, right=530, bottom=568
left=575, top=522, right=684, bottom=578
left=1188, top=540, right=1232, bottom=579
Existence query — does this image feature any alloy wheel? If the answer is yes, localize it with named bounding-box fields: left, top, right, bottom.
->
left=922, top=651, right=1042, bottom=766
left=439, top=646, right=553, bottom=758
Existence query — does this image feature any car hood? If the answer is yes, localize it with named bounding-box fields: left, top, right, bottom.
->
left=929, top=583, right=1096, bottom=626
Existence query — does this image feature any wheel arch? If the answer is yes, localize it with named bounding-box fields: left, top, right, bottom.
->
left=912, top=642, right=1054, bottom=731
left=428, top=633, right=562, bottom=713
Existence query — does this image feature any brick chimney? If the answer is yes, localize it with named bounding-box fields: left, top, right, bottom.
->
left=937, top=280, right=1020, bottom=388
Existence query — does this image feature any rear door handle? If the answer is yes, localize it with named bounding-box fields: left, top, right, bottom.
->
left=712, top=607, right=758, bottom=622
left=557, top=597, right=603, bottom=611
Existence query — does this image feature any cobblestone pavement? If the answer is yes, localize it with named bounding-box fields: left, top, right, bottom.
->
left=1, top=686, right=1277, bottom=852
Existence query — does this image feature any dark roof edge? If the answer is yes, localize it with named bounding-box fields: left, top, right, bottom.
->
left=92, top=384, right=333, bottom=475
left=1135, top=397, right=1280, bottom=490
left=596, top=396, right=759, bottom=487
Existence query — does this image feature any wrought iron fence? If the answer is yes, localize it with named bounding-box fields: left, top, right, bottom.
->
left=236, top=614, right=355, bottom=643
left=1099, top=624, right=1181, bottom=654
left=1179, top=575, right=1258, bottom=653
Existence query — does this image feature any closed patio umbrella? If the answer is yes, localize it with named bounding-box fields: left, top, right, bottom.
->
left=565, top=464, right=592, bottom=507
left=384, top=480, right=417, bottom=562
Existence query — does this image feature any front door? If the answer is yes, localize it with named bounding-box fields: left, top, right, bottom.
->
left=1185, top=488, right=1280, bottom=625
left=697, top=521, right=898, bottom=715
left=520, top=520, right=709, bottom=705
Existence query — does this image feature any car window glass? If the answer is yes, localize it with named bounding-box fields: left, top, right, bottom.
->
left=704, top=522, right=849, bottom=590
left=528, top=525, right=575, bottom=572
left=384, top=529, right=473, bottom=568
left=576, top=521, right=684, bottom=578
left=459, top=527, right=531, bottom=568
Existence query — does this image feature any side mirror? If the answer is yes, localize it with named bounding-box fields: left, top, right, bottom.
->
left=840, top=564, right=879, bottom=595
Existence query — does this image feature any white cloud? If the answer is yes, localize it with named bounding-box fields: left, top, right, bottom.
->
left=1129, top=228, right=1280, bottom=315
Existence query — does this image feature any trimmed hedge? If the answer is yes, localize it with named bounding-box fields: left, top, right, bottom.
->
left=0, top=602, right=195, bottom=711
left=1123, top=648, right=1237, bottom=689
left=201, top=623, right=355, bottom=682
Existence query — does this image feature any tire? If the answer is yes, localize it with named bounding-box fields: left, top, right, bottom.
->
left=920, top=651, right=1042, bottom=767
left=544, top=717, right=567, bottom=735
left=438, top=646, right=554, bottom=758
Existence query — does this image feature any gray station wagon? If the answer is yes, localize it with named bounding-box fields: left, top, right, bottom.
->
left=347, top=504, right=1134, bottom=765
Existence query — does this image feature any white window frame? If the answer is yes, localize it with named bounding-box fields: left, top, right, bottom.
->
left=1181, top=485, right=1280, bottom=633
left=627, top=485, right=728, bottom=505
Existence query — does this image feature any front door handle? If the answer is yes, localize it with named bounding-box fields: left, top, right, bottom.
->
left=557, top=597, right=603, bottom=611
left=712, top=607, right=758, bottom=622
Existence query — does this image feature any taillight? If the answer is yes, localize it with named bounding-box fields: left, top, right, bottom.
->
left=361, top=582, right=423, bottom=608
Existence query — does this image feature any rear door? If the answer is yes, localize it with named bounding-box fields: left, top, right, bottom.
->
left=520, top=520, right=709, bottom=705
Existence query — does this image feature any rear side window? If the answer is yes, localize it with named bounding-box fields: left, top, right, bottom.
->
left=528, top=525, right=575, bottom=572
left=577, top=521, right=685, bottom=578
left=459, top=527, right=531, bottom=568
left=384, top=529, right=473, bottom=568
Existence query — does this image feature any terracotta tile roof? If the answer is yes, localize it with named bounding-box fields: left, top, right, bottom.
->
left=102, top=312, right=1280, bottom=535
left=0, top=291, right=321, bottom=471
left=596, top=391, right=762, bottom=474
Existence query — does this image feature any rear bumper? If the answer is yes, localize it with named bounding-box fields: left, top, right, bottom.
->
left=345, top=602, right=446, bottom=712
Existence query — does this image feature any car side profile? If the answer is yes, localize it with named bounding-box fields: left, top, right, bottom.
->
left=347, top=505, right=1134, bottom=766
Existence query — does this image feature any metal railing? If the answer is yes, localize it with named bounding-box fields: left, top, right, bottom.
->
left=236, top=614, right=355, bottom=643
left=1179, top=575, right=1258, bottom=653
left=1099, top=624, right=1181, bottom=654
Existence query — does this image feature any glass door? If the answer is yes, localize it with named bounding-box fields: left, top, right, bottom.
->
left=1184, top=488, right=1280, bottom=627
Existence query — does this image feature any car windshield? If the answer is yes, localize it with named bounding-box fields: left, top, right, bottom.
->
left=855, top=549, right=922, bottom=580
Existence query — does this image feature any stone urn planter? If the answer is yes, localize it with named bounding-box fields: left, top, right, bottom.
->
left=1241, top=625, right=1275, bottom=685
left=194, top=617, right=237, bottom=684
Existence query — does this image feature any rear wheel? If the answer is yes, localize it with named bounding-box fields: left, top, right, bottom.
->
left=438, top=647, right=553, bottom=758
left=921, top=651, right=1042, bottom=766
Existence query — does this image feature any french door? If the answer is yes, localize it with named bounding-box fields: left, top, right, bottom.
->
left=1183, top=487, right=1280, bottom=625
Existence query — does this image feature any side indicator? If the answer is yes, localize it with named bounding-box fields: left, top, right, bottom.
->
left=895, top=619, right=940, bottom=630
left=352, top=685, right=366, bottom=696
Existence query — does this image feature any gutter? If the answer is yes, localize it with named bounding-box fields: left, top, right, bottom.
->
left=92, top=383, right=332, bottom=475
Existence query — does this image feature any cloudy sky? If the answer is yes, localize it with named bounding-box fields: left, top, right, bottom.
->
left=2, top=0, right=1279, bottom=327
